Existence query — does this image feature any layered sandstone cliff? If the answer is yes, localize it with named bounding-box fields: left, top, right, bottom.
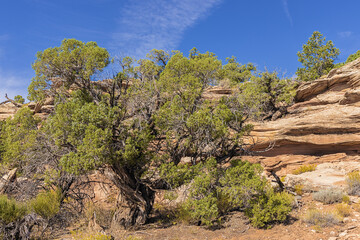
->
left=244, top=58, right=360, bottom=177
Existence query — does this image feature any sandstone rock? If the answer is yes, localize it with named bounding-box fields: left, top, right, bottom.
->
left=0, top=102, right=18, bottom=121
left=246, top=58, right=360, bottom=176
left=282, top=161, right=360, bottom=192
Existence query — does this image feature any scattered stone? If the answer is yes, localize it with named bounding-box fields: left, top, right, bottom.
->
left=339, top=230, right=348, bottom=237
left=347, top=225, right=357, bottom=230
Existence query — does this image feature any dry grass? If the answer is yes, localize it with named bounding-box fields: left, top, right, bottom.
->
left=292, top=164, right=317, bottom=175
left=335, top=203, right=351, bottom=217
left=302, top=208, right=341, bottom=227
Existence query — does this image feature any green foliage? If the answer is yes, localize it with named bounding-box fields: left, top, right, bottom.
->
left=0, top=195, right=28, bottom=224
left=292, top=164, right=317, bottom=175
left=14, top=95, right=25, bottom=104
left=218, top=56, right=256, bottom=85
left=245, top=190, right=294, bottom=228
left=296, top=31, right=339, bottom=82
left=345, top=50, right=360, bottom=63
left=71, top=230, right=112, bottom=240
left=237, top=70, right=296, bottom=118
left=0, top=107, right=38, bottom=166
left=28, top=38, right=110, bottom=102
left=156, top=50, right=251, bottom=162
left=44, top=96, right=115, bottom=175
left=312, top=188, right=343, bottom=204
left=294, top=184, right=304, bottom=196
left=31, top=190, right=60, bottom=220
left=342, top=194, right=350, bottom=204
left=159, top=162, right=201, bottom=188
left=219, top=160, right=267, bottom=210
left=183, top=158, right=220, bottom=226
left=169, top=158, right=292, bottom=228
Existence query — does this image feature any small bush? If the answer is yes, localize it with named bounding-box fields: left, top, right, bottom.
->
left=245, top=190, right=294, bottom=228
left=31, top=190, right=60, bottom=220
left=335, top=203, right=351, bottom=217
left=294, top=184, right=304, bottom=196
left=71, top=230, right=112, bottom=240
left=346, top=171, right=360, bottom=195
left=163, top=158, right=293, bottom=228
left=292, top=164, right=317, bottom=175
left=342, top=195, right=350, bottom=204
left=312, top=188, right=343, bottom=204
left=280, top=175, right=286, bottom=183
left=303, top=208, right=341, bottom=227
left=0, top=195, right=28, bottom=224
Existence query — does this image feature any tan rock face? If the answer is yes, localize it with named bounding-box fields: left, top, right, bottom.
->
left=0, top=102, right=19, bottom=121
left=248, top=58, right=360, bottom=175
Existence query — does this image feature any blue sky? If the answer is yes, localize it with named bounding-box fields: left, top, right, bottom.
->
left=0, top=0, right=359, bottom=101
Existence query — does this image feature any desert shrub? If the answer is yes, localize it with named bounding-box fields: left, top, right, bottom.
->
left=31, top=190, right=60, bottom=220
left=174, top=203, right=193, bottom=224
left=294, top=184, right=304, bottom=196
left=159, top=162, right=201, bottom=188
left=173, top=158, right=293, bottom=228
left=280, top=175, right=286, bottom=183
left=71, top=230, right=112, bottom=240
left=292, top=164, right=317, bottom=175
left=236, top=70, right=296, bottom=119
left=245, top=190, right=294, bottom=228
left=303, top=208, right=341, bottom=227
left=342, top=195, right=350, bottom=204
left=14, top=95, right=25, bottom=104
left=335, top=203, right=351, bottom=217
left=0, top=195, right=28, bottom=224
left=181, top=159, right=220, bottom=226
left=346, top=171, right=360, bottom=195
left=312, top=188, right=343, bottom=204
left=0, top=107, right=39, bottom=167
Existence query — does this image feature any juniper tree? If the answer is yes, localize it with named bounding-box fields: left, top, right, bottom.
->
left=296, top=31, right=339, bottom=81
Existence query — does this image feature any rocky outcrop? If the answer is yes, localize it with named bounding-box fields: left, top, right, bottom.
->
left=245, top=58, right=360, bottom=176
left=0, top=102, right=19, bottom=121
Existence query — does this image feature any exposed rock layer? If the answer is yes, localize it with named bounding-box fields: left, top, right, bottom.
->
left=245, top=58, right=360, bottom=175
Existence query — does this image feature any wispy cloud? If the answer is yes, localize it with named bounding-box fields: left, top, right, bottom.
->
left=338, top=31, right=353, bottom=38
left=281, top=0, right=293, bottom=26
left=110, top=0, right=222, bottom=59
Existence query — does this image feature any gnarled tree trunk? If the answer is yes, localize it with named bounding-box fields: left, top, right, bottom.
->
left=104, top=166, right=155, bottom=229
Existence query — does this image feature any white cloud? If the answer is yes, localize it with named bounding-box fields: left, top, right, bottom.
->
left=281, top=0, right=293, bottom=26
left=110, top=0, right=222, bottom=59
left=338, top=31, right=353, bottom=38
